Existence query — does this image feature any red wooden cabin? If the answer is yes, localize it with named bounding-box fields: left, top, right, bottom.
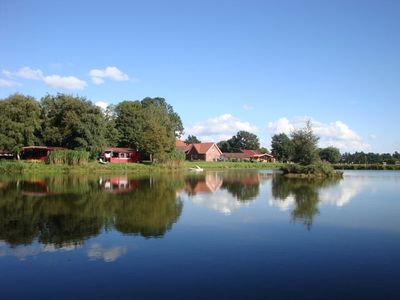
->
left=102, top=147, right=140, bottom=163
left=21, top=146, right=65, bottom=161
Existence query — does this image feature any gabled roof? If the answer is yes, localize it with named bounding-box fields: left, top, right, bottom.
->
left=189, top=142, right=222, bottom=155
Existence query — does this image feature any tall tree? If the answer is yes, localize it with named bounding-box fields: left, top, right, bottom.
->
left=271, top=133, right=293, bottom=162
left=319, top=147, right=341, bottom=163
left=40, top=94, right=107, bottom=156
left=115, top=98, right=180, bottom=161
left=291, top=121, right=320, bottom=165
left=0, top=94, right=41, bottom=158
left=141, top=97, right=184, bottom=138
left=140, top=104, right=175, bottom=161
left=114, top=101, right=143, bottom=149
left=184, top=135, right=201, bottom=144
left=103, top=105, right=121, bottom=147
left=226, top=131, right=260, bottom=152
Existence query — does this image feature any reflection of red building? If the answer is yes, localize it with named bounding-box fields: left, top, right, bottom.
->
left=102, top=147, right=140, bottom=163
left=101, top=177, right=139, bottom=193
left=184, top=174, right=223, bottom=194
left=21, top=146, right=64, bottom=161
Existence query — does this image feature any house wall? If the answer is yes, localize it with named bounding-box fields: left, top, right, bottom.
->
left=205, top=145, right=222, bottom=161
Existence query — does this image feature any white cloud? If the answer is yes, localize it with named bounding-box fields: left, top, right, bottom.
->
left=267, top=117, right=295, bottom=135
left=268, top=117, right=370, bottom=152
left=188, top=113, right=258, bottom=142
left=92, top=77, right=105, bottom=85
left=87, top=243, right=127, bottom=262
left=242, top=104, right=254, bottom=111
left=3, top=66, right=43, bottom=80
left=95, top=101, right=109, bottom=110
left=43, top=75, right=87, bottom=90
left=369, top=134, right=377, bottom=140
left=0, top=78, right=21, bottom=87
left=89, top=66, right=129, bottom=84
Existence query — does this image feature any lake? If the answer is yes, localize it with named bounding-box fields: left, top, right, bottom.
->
left=1, top=170, right=399, bottom=299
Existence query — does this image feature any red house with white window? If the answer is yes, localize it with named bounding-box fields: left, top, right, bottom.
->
left=102, top=147, right=140, bottom=163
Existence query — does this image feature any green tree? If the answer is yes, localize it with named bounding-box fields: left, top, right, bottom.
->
left=226, top=131, right=260, bottom=152
left=184, top=135, right=201, bottom=144
left=319, top=147, right=341, bottom=163
left=141, top=97, right=184, bottom=138
left=271, top=133, right=293, bottom=162
left=140, top=104, right=175, bottom=162
left=291, top=121, right=320, bottom=165
left=259, top=147, right=269, bottom=154
left=217, top=140, right=232, bottom=153
left=114, top=100, right=143, bottom=149
left=40, top=94, right=107, bottom=157
left=0, top=94, right=41, bottom=158
left=115, top=98, right=182, bottom=161
left=103, top=105, right=121, bottom=147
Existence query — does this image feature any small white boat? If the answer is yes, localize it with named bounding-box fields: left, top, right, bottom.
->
left=189, top=165, right=203, bottom=172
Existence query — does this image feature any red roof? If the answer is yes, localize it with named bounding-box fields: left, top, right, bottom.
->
left=223, top=149, right=274, bottom=159
left=175, top=140, right=188, bottom=151
left=190, top=143, right=217, bottom=154
left=240, top=149, right=261, bottom=156
left=104, top=147, right=137, bottom=153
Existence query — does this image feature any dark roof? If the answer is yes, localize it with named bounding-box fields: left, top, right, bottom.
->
left=23, top=146, right=65, bottom=150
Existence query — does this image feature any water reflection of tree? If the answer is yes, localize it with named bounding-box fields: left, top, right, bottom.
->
left=271, top=176, right=341, bottom=229
left=221, top=172, right=262, bottom=201
left=0, top=175, right=184, bottom=247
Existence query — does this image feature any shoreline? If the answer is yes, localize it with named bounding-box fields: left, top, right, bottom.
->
left=0, top=160, right=399, bottom=175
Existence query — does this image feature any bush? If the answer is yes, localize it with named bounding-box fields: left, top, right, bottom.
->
left=281, top=163, right=342, bottom=178
left=159, top=150, right=186, bottom=169
left=47, top=150, right=89, bottom=166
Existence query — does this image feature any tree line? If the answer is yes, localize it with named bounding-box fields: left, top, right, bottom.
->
left=271, top=127, right=400, bottom=165
left=0, top=93, right=183, bottom=161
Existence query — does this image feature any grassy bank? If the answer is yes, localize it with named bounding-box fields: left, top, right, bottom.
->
left=0, top=160, right=162, bottom=174
left=0, top=160, right=285, bottom=174
left=2, top=160, right=398, bottom=175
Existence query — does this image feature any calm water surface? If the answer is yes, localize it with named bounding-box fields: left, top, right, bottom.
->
left=1, top=170, right=399, bottom=299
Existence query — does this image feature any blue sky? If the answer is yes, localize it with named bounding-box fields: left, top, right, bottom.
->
left=1, top=0, right=399, bottom=153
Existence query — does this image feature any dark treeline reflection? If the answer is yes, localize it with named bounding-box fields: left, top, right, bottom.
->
left=271, top=176, right=341, bottom=229
left=0, top=175, right=184, bottom=247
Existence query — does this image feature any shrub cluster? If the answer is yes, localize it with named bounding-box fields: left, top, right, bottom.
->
left=47, top=150, right=89, bottom=166
left=281, top=163, right=342, bottom=178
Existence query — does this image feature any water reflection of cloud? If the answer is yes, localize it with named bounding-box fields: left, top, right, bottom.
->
left=319, top=179, right=366, bottom=207
left=87, top=243, right=127, bottom=262
left=0, top=241, right=81, bottom=260
left=187, top=189, right=249, bottom=215
left=268, top=195, right=295, bottom=211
